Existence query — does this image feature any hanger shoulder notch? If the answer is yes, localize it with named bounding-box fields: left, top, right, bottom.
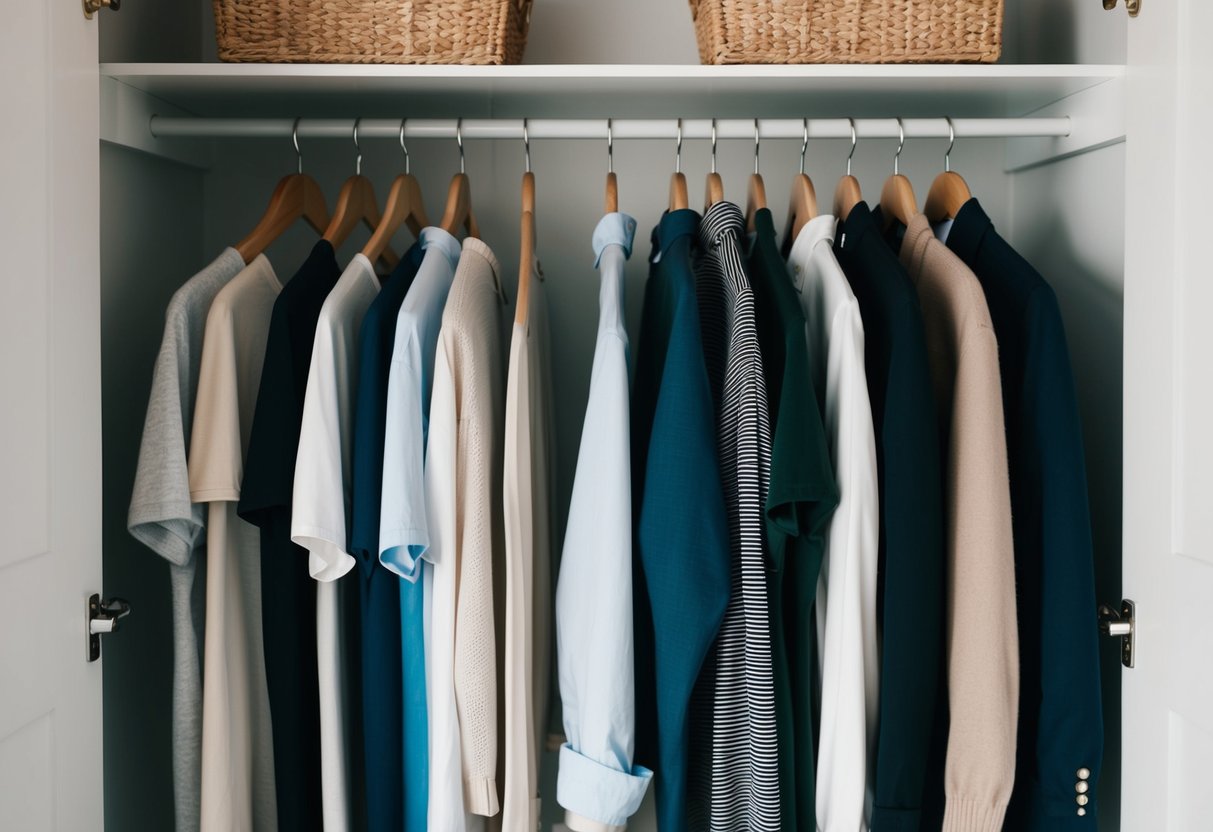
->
left=924, top=171, right=972, bottom=223
left=236, top=173, right=331, bottom=264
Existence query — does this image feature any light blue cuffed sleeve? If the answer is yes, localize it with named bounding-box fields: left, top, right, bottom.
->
left=557, top=744, right=653, bottom=831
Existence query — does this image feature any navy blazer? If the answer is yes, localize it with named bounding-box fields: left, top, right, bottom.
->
left=834, top=203, right=946, bottom=831
left=947, top=198, right=1104, bottom=828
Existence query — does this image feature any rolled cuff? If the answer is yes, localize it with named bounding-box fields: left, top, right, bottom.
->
left=942, top=798, right=1008, bottom=832
left=557, top=743, right=653, bottom=830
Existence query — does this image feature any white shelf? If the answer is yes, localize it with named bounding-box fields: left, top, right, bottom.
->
left=100, top=63, right=1125, bottom=120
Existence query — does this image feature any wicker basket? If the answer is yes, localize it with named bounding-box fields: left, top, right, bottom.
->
left=214, top=0, right=532, bottom=64
left=688, top=0, right=1002, bottom=64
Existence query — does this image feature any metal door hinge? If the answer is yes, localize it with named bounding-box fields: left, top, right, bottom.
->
left=1103, top=0, right=1141, bottom=18
left=87, top=593, right=131, bottom=662
left=1098, top=599, right=1135, bottom=668
left=82, top=0, right=120, bottom=20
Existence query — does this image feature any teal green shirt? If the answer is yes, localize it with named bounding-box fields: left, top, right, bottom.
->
left=750, top=208, right=840, bottom=830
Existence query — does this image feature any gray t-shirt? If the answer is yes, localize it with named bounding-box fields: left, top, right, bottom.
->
left=128, top=247, right=244, bottom=832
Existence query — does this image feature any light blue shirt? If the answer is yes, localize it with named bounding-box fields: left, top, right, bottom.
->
left=555, top=212, right=653, bottom=831
left=379, top=226, right=462, bottom=579
left=377, top=226, right=462, bottom=832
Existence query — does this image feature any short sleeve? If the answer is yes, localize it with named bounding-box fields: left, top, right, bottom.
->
left=291, top=313, right=355, bottom=581
left=129, top=308, right=205, bottom=566
left=379, top=328, right=430, bottom=580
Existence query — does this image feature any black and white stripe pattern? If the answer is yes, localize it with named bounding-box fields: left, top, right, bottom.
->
left=693, top=201, right=780, bottom=831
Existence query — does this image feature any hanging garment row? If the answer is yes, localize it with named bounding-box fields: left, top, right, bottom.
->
left=128, top=114, right=1102, bottom=832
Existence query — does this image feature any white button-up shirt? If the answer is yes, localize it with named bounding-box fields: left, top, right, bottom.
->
left=787, top=214, right=880, bottom=832
left=556, top=212, right=653, bottom=832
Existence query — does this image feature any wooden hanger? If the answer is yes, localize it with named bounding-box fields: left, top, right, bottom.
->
left=745, top=119, right=767, bottom=232
left=236, top=118, right=331, bottom=264
left=879, top=119, right=918, bottom=232
left=323, top=119, right=399, bottom=270
left=440, top=119, right=480, bottom=237
left=669, top=118, right=689, bottom=211
left=833, top=118, right=863, bottom=221
left=704, top=119, right=725, bottom=210
left=785, top=117, right=819, bottom=242
left=924, top=118, right=973, bottom=223
left=363, top=119, right=429, bottom=265
left=605, top=119, right=619, bottom=213
left=516, top=122, right=539, bottom=327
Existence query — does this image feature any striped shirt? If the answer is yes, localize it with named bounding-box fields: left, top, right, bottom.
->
left=693, top=200, right=780, bottom=831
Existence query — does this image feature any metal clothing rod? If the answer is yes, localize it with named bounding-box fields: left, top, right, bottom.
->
left=148, top=116, right=1072, bottom=141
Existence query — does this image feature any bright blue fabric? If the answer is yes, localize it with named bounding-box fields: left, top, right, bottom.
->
left=377, top=227, right=461, bottom=832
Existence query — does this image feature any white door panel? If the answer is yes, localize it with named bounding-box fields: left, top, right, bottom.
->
left=0, top=0, right=101, bottom=829
left=1123, top=0, right=1213, bottom=828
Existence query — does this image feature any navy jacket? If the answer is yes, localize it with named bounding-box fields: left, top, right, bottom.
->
left=833, top=202, right=946, bottom=832
left=947, top=199, right=1103, bottom=829
left=632, top=210, right=731, bottom=832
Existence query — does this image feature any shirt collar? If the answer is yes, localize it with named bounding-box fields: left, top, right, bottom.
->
left=650, top=208, right=700, bottom=262
left=787, top=213, right=837, bottom=268
left=836, top=200, right=879, bottom=253
left=943, top=197, right=989, bottom=264
left=592, top=212, right=637, bottom=267
left=699, top=200, right=744, bottom=249
left=419, top=226, right=462, bottom=273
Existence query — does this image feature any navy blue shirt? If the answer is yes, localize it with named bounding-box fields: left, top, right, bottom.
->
left=349, top=242, right=425, bottom=832
left=238, top=240, right=341, bottom=832
left=632, top=210, right=731, bottom=832
left=947, top=198, right=1103, bottom=829
left=833, top=203, right=946, bottom=831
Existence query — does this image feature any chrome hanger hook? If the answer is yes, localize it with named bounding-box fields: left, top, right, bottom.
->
left=800, top=117, right=809, bottom=175
left=456, top=118, right=465, bottom=175
left=352, top=117, right=362, bottom=176
left=846, top=117, right=857, bottom=177
left=754, top=118, right=761, bottom=175
left=292, top=117, right=303, bottom=174
left=893, top=117, right=905, bottom=177
left=675, top=118, right=683, bottom=175
left=710, top=118, right=718, bottom=175
left=522, top=117, right=531, bottom=174
left=606, top=118, right=614, bottom=174
left=399, top=118, right=411, bottom=175
left=944, top=117, right=956, bottom=173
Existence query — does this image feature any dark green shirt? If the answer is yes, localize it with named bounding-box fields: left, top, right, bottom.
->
left=750, top=208, right=839, bottom=831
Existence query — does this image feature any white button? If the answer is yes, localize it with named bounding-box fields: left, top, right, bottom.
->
left=1077, top=767, right=1091, bottom=780
left=1077, top=808, right=1087, bottom=817
left=1076, top=781, right=1089, bottom=794
left=1077, top=794, right=1089, bottom=806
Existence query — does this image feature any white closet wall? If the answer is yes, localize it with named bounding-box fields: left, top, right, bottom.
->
left=99, top=3, right=1128, bottom=830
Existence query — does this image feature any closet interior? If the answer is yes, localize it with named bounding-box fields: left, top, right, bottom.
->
left=98, top=2, right=1128, bottom=829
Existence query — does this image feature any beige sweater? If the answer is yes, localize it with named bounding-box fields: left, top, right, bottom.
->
left=900, top=214, right=1019, bottom=832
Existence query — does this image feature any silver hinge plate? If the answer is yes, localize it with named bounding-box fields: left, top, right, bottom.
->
left=1098, top=598, right=1135, bottom=668
left=87, top=593, right=131, bottom=662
